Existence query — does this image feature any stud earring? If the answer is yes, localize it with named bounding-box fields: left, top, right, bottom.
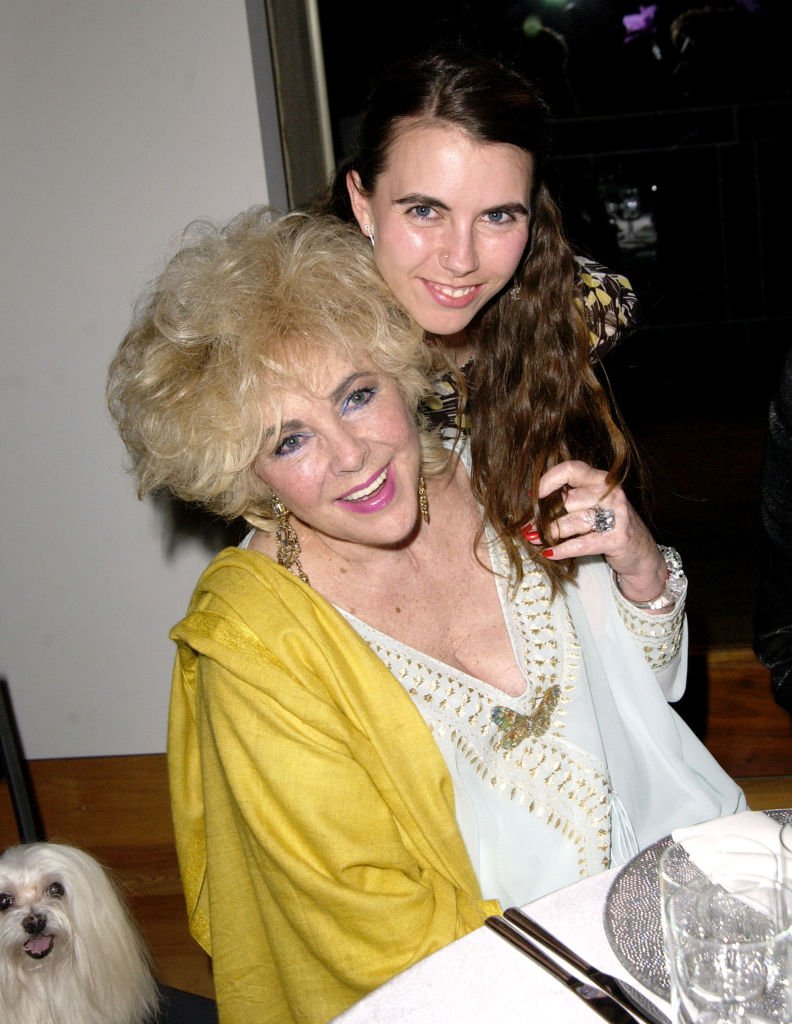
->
left=364, top=223, right=375, bottom=248
left=418, top=474, right=430, bottom=524
left=271, top=494, right=310, bottom=585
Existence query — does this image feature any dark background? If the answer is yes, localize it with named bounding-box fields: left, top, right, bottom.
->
left=316, top=0, right=792, bottom=653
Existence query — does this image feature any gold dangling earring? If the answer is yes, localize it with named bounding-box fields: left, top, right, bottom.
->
left=418, top=474, right=430, bottom=525
left=271, top=494, right=310, bottom=585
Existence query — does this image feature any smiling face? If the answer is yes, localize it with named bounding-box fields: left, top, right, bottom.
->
left=254, top=353, right=423, bottom=556
left=347, top=121, right=534, bottom=340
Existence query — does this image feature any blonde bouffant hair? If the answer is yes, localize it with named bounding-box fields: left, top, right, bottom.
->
left=107, top=206, right=441, bottom=529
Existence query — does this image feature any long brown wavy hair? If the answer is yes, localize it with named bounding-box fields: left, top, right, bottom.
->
left=319, top=47, right=631, bottom=586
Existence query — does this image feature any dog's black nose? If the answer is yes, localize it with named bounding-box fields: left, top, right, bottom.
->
left=22, top=912, right=47, bottom=935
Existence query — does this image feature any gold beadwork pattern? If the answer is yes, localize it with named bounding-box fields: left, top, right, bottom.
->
left=610, top=575, right=685, bottom=671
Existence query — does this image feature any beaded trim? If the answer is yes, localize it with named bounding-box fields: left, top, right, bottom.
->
left=610, top=572, right=687, bottom=671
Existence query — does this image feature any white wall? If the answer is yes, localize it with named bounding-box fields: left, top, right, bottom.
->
left=1, top=2, right=278, bottom=758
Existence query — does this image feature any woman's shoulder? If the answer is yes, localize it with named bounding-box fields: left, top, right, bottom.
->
left=170, top=545, right=364, bottom=680
left=421, top=367, right=469, bottom=439
left=181, top=545, right=317, bottom=625
left=573, top=254, right=641, bottom=360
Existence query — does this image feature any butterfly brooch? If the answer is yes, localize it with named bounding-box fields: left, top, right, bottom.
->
left=491, top=685, right=561, bottom=751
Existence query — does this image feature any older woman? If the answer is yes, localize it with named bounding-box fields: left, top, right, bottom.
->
left=107, top=207, right=743, bottom=1024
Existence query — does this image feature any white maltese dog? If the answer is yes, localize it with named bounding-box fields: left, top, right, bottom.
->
left=0, top=842, right=160, bottom=1024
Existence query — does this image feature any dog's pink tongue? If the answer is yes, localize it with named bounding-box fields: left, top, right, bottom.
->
left=24, top=935, right=54, bottom=957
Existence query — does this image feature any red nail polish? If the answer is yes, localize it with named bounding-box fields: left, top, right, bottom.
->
left=541, top=548, right=554, bottom=558
left=520, top=522, right=539, bottom=542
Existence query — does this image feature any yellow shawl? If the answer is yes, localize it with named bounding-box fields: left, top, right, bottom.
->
left=168, top=547, right=500, bottom=1024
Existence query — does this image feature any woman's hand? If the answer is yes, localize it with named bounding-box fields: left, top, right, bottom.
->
left=526, top=460, right=667, bottom=604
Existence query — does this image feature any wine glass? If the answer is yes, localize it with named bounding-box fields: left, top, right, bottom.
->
left=666, top=877, right=792, bottom=1023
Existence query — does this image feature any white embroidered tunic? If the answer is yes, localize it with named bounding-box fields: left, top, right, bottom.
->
left=336, top=521, right=685, bottom=907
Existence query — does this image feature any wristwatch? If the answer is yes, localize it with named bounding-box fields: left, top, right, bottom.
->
left=616, top=545, right=687, bottom=611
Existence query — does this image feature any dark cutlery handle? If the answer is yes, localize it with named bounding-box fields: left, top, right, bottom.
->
left=485, top=917, right=638, bottom=1024
left=486, top=916, right=574, bottom=985
left=505, top=906, right=591, bottom=974
left=503, top=907, right=671, bottom=1024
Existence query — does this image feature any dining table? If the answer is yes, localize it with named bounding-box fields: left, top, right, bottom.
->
left=331, top=807, right=792, bottom=1023
left=329, top=864, right=670, bottom=1023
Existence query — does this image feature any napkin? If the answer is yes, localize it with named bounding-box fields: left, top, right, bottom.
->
left=671, top=810, right=782, bottom=882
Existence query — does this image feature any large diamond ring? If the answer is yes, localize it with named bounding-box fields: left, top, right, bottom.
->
left=591, top=505, right=616, bottom=534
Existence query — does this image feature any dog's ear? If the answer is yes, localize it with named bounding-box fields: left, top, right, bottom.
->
left=66, top=849, right=160, bottom=1022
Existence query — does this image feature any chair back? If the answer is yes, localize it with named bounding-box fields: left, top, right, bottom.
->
left=0, top=677, right=46, bottom=842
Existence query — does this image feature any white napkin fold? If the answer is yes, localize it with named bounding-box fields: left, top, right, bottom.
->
left=671, top=810, right=782, bottom=881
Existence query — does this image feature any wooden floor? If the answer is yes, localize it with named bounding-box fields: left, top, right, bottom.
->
left=739, top=775, right=792, bottom=811
left=683, top=648, right=792, bottom=777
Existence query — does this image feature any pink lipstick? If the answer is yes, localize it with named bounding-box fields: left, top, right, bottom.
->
left=336, top=465, right=395, bottom=514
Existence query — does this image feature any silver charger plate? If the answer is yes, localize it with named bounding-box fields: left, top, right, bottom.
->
left=602, top=808, right=792, bottom=1000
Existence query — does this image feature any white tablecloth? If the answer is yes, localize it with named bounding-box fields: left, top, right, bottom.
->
left=330, top=867, right=670, bottom=1023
